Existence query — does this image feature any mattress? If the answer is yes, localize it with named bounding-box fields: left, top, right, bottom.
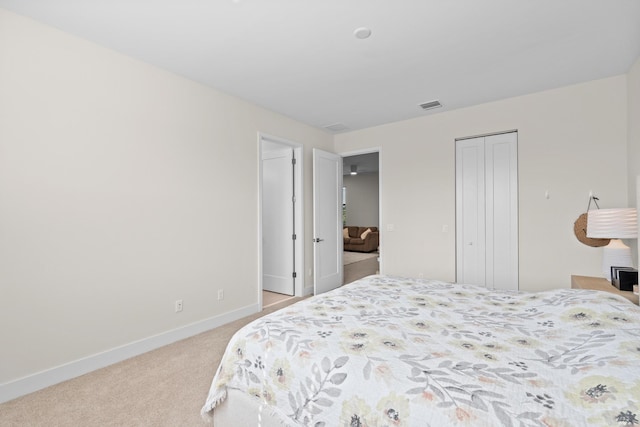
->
left=202, top=275, right=640, bottom=426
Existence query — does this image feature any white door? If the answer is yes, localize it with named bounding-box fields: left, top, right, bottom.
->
left=262, top=148, right=295, bottom=295
left=456, top=132, right=518, bottom=290
left=313, top=149, right=343, bottom=295
left=455, top=139, right=486, bottom=286
left=484, top=133, right=519, bottom=290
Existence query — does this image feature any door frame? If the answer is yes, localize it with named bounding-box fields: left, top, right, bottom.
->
left=258, top=133, right=304, bottom=309
left=338, top=147, right=384, bottom=274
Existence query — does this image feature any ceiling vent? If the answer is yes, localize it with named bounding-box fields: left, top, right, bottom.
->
left=323, top=123, right=349, bottom=132
left=419, top=100, right=442, bottom=111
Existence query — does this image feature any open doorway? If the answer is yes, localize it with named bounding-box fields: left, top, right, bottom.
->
left=341, top=151, right=380, bottom=284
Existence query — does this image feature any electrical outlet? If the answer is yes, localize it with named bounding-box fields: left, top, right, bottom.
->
left=175, top=299, right=183, bottom=312
left=217, top=289, right=224, bottom=301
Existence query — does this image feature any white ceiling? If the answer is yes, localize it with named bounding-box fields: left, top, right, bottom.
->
left=2, top=0, right=639, bottom=133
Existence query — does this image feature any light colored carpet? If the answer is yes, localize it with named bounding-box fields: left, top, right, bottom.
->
left=343, top=250, right=378, bottom=265
left=0, top=297, right=303, bottom=427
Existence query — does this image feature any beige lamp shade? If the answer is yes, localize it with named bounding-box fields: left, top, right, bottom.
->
left=586, top=208, right=638, bottom=239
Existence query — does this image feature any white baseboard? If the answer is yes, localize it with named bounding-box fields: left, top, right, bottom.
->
left=0, top=303, right=260, bottom=404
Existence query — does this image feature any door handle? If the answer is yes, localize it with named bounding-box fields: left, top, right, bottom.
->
left=314, top=238, right=324, bottom=243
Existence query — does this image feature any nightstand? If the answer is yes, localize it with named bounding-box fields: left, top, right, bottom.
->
left=571, top=275, right=639, bottom=305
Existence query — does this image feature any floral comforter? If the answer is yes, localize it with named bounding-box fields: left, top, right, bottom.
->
left=202, top=275, right=640, bottom=426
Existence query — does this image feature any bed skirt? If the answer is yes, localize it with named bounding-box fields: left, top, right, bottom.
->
left=211, top=388, right=285, bottom=427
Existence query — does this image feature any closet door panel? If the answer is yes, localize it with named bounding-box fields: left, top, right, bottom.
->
left=485, top=133, right=518, bottom=291
left=456, top=139, right=486, bottom=286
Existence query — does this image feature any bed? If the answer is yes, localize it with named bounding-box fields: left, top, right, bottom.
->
left=202, top=275, right=640, bottom=426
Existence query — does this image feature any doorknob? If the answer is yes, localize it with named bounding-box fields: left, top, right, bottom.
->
left=314, top=238, right=324, bottom=243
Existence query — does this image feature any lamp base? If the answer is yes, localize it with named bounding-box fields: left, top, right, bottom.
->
left=602, top=239, right=633, bottom=281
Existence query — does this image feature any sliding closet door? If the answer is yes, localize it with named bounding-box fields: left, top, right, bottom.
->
left=456, top=132, right=518, bottom=291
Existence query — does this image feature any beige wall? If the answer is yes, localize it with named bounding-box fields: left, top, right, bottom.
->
left=628, top=57, right=640, bottom=206
left=0, top=9, right=332, bottom=386
left=627, top=57, right=640, bottom=265
left=343, top=173, right=379, bottom=228
left=335, top=76, right=628, bottom=291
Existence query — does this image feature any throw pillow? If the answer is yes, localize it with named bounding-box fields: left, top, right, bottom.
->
left=343, top=228, right=349, bottom=239
left=360, top=228, right=372, bottom=239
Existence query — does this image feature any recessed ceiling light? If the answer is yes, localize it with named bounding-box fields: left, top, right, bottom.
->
left=354, top=27, right=372, bottom=39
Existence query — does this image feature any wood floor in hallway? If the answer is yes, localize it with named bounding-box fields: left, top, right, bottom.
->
left=262, top=290, right=295, bottom=308
left=343, top=255, right=379, bottom=285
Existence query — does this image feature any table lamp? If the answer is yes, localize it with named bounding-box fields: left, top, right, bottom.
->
left=586, top=208, right=638, bottom=281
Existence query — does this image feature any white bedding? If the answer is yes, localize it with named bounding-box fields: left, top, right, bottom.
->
left=202, top=275, right=640, bottom=426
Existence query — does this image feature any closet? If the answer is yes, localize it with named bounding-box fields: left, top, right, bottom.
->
left=455, top=132, right=518, bottom=290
